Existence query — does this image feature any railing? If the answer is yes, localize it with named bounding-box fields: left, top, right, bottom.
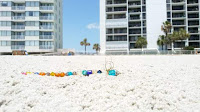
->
left=188, top=0, right=198, bottom=4
left=107, top=1, right=126, bottom=5
left=39, top=35, right=53, bottom=39
left=12, top=16, right=25, bottom=20
left=11, top=35, right=25, bottom=39
left=12, top=6, right=25, bottom=10
left=39, top=45, right=53, bottom=49
left=40, top=0, right=54, bottom=3
left=11, top=45, right=25, bottom=50
left=11, top=25, right=25, bottom=29
left=105, top=50, right=199, bottom=55
left=40, top=26, right=53, bottom=29
left=40, top=6, right=54, bottom=10
left=129, top=2, right=141, bottom=6
left=40, top=16, right=54, bottom=20
left=172, top=0, right=185, bottom=3
left=130, top=17, right=140, bottom=20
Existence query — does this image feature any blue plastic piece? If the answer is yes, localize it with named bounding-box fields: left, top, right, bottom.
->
left=87, top=70, right=92, bottom=75
left=109, top=70, right=116, bottom=76
left=34, top=72, right=39, bottom=75
left=67, top=72, right=73, bottom=76
left=97, top=70, right=102, bottom=74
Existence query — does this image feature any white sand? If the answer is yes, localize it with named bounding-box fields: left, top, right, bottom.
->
left=0, top=56, right=200, bottom=112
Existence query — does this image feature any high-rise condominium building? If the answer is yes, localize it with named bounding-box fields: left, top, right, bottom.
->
left=100, top=0, right=200, bottom=54
left=0, top=0, right=63, bottom=54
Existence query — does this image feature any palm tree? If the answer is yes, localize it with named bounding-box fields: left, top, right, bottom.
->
left=161, top=21, right=172, bottom=36
left=177, top=29, right=190, bottom=50
left=93, top=43, right=100, bottom=54
left=157, top=35, right=166, bottom=50
left=161, top=21, right=172, bottom=50
left=136, top=37, right=148, bottom=51
left=167, top=31, right=179, bottom=52
left=80, top=38, right=90, bottom=54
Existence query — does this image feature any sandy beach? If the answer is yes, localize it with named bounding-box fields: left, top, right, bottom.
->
left=0, top=55, right=200, bottom=112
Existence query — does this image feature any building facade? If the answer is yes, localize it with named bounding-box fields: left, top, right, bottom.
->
left=0, top=0, right=63, bottom=54
left=167, top=0, right=200, bottom=48
left=100, top=0, right=200, bottom=54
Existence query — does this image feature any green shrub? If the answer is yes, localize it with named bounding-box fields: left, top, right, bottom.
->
left=183, top=46, right=194, bottom=50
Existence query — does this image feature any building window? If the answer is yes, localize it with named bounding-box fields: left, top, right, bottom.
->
left=26, top=1, right=39, bottom=7
left=0, top=1, right=10, bottom=7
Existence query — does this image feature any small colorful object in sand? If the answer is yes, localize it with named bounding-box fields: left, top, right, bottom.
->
left=46, top=72, right=50, bottom=76
left=97, top=70, right=102, bottom=74
left=87, top=70, right=93, bottom=75
left=26, top=72, right=32, bottom=75
left=34, top=72, right=39, bottom=75
left=39, top=72, right=46, bottom=76
left=55, top=73, right=60, bottom=77
left=82, top=70, right=88, bottom=76
left=109, top=70, right=116, bottom=76
left=67, top=72, right=73, bottom=76
left=73, top=72, right=77, bottom=75
left=60, top=72, right=65, bottom=77
left=50, top=72, right=55, bottom=76
left=22, top=72, right=27, bottom=75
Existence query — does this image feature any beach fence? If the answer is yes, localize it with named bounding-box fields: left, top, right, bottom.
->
left=39, top=50, right=199, bottom=56
left=105, top=50, right=199, bottom=55
left=0, top=50, right=199, bottom=56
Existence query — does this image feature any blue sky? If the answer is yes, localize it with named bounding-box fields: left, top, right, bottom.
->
left=63, top=0, right=100, bottom=52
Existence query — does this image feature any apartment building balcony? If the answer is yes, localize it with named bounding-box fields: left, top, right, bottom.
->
left=129, top=31, right=141, bottom=35
left=106, top=35, right=127, bottom=41
left=172, top=22, right=185, bottom=26
left=188, top=21, right=199, bottom=26
left=129, top=16, right=141, bottom=20
left=129, top=23, right=141, bottom=28
left=189, top=42, right=200, bottom=48
left=189, top=35, right=200, bottom=40
left=11, top=25, right=25, bottom=30
left=106, top=8, right=127, bottom=13
left=11, top=35, right=25, bottom=40
left=188, top=28, right=199, bottom=33
left=12, top=6, right=25, bottom=10
left=129, top=36, right=138, bottom=42
left=40, top=6, right=54, bottom=10
left=12, top=16, right=25, bottom=20
left=11, top=45, right=25, bottom=50
left=40, top=16, right=54, bottom=20
left=107, top=14, right=127, bottom=19
left=172, top=13, right=185, bottom=18
left=39, top=45, right=53, bottom=49
left=187, top=6, right=199, bottom=11
left=40, top=25, right=53, bottom=30
left=106, top=0, right=126, bottom=5
left=40, top=0, right=54, bottom=3
left=172, top=6, right=185, bottom=11
left=172, top=0, right=185, bottom=3
left=187, top=0, right=198, bottom=4
left=39, top=35, right=53, bottom=39
left=188, top=13, right=199, bottom=18
left=129, top=2, right=141, bottom=7
left=129, top=9, right=141, bottom=13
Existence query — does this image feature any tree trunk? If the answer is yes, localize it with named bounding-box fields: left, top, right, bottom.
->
left=162, top=44, right=164, bottom=50
left=172, top=42, right=174, bottom=53
left=85, top=46, right=86, bottom=55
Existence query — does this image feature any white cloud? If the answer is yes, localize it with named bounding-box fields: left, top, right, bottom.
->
left=86, top=23, right=99, bottom=30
